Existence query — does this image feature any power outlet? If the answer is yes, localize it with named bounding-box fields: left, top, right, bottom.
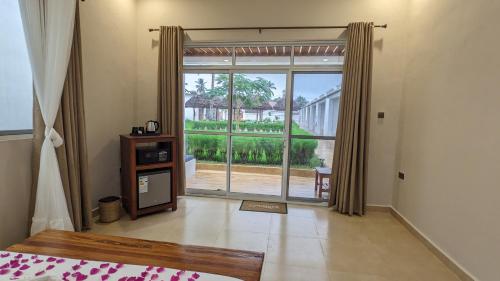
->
left=398, top=171, right=405, bottom=180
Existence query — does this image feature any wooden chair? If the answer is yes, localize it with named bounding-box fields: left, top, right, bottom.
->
left=314, top=167, right=332, bottom=198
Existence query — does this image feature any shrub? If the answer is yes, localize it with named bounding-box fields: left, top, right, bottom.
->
left=185, top=121, right=319, bottom=167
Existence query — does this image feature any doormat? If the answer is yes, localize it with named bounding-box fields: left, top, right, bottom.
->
left=240, top=200, right=287, bottom=214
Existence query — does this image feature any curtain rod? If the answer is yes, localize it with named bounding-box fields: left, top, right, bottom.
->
left=148, top=24, right=387, bottom=33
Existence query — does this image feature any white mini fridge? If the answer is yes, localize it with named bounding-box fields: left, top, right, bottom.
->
left=137, top=169, right=171, bottom=209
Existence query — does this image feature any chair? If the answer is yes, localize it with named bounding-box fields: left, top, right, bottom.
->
left=314, top=167, right=332, bottom=198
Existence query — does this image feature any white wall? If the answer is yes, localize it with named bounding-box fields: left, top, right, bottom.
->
left=394, top=0, right=500, bottom=280
left=80, top=0, right=137, bottom=208
left=135, top=0, right=409, bottom=205
left=0, top=137, right=31, bottom=249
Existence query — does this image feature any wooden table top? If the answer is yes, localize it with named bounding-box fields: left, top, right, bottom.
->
left=7, top=230, right=264, bottom=281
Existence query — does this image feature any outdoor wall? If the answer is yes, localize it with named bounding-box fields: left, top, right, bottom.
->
left=0, top=137, right=32, bottom=249
left=394, top=0, right=500, bottom=280
left=80, top=0, right=137, bottom=208
left=135, top=0, right=409, bottom=205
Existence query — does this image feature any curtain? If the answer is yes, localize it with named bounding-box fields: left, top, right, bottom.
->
left=157, top=26, right=186, bottom=196
left=328, top=22, right=373, bottom=216
left=31, top=3, right=91, bottom=232
left=19, top=0, right=77, bottom=234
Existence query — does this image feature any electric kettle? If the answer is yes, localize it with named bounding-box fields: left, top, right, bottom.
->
left=146, top=120, right=159, bottom=133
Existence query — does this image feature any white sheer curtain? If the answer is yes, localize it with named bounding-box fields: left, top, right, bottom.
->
left=18, top=0, right=76, bottom=235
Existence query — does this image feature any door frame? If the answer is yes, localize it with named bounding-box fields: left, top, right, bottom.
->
left=183, top=40, right=344, bottom=202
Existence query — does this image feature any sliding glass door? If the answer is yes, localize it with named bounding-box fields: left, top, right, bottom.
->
left=287, top=72, right=342, bottom=201
left=229, top=73, right=287, bottom=197
left=183, top=42, right=344, bottom=202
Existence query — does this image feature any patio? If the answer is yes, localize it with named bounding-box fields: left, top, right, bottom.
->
left=186, top=169, right=330, bottom=200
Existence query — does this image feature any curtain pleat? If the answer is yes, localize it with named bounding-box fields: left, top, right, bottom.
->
left=328, top=22, right=373, bottom=216
left=157, top=26, right=186, bottom=196
left=31, top=4, right=91, bottom=232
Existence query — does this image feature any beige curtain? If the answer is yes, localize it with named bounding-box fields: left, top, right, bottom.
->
left=328, top=22, right=373, bottom=216
left=31, top=5, right=91, bottom=231
left=157, top=26, right=186, bottom=196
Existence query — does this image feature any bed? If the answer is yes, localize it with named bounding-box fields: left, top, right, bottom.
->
left=4, top=230, right=264, bottom=281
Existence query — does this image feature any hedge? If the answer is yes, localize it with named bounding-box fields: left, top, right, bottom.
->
left=185, top=121, right=320, bottom=167
left=185, top=120, right=284, bottom=133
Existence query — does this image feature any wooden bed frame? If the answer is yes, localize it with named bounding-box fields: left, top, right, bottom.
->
left=6, top=230, right=264, bottom=281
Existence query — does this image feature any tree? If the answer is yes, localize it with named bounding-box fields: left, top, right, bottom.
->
left=195, top=78, right=207, bottom=95
left=211, top=74, right=275, bottom=124
left=194, top=78, right=207, bottom=120
left=295, top=96, right=308, bottom=109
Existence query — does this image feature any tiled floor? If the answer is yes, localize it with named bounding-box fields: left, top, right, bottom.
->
left=91, top=196, right=460, bottom=281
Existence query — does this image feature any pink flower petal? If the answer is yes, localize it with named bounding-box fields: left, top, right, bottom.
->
left=170, top=275, right=180, bottom=281
left=146, top=266, right=153, bottom=271
left=80, top=260, right=88, bottom=266
left=0, top=269, right=10, bottom=275
left=34, top=259, right=43, bottom=264
left=10, top=260, right=20, bottom=268
left=76, top=273, right=88, bottom=281
left=72, top=264, right=81, bottom=271
left=90, top=268, right=100, bottom=275
left=46, top=264, right=55, bottom=270
left=118, top=277, right=128, bottom=281
left=156, top=267, right=165, bottom=273
left=19, top=264, right=30, bottom=271
left=0, top=263, right=9, bottom=269
left=63, top=272, right=71, bottom=277
left=188, top=278, right=195, bottom=281
left=192, top=272, right=200, bottom=279
left=20, top=259, right=29, bottom=263
left=115, top=263, right=124, bottom=269
left=108, top=267, right=117, bottom=274
left=13, top=270, right=23, bottom=277
left=150, top=274, right=159, bottom=280
left=101, top=274, right=110, bottom=281
left=46, top=257, right=56, bottom=262
left=126, top=277, right=136, bottom=281
left=14, top=254, right=23, bottom=259
left=56, top=259, right=65, bottom=264
left=0, top=253, right=10, bottom=258
left=35, top=270, right=45, bottom=276
left=140, top=271, right=148, bottom=278
left=30, top=255, right=38, bottom=260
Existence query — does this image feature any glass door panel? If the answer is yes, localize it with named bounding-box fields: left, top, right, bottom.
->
left=229, top=73, right=287, bottom=197
left=288, top=72, right=342, bottom=201
left=229, top=136, right=284, bottom=196
left=231, top=73, right=287, bottom=135
left=184, top=73, right=229, bottom=193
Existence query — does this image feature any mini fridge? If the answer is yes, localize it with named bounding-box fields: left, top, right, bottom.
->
left=137, top=169, right=171, bottom=209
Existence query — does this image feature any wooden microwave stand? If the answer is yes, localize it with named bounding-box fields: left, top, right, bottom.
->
left=120, top=134, right=178, bottom=219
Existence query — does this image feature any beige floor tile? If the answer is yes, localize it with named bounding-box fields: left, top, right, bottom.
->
left=90, top=196, right=460, bottom=281
left=270, top=215, right=320, bottom=238
left=261, top=262, right=330, bottom=281
left=225, top=211, right=272, bottom=233
left=214, top=230, right=269, bottom=252
left=329, top=271, right=389, bottom=281
left=266, top=234, right=327, bottom=269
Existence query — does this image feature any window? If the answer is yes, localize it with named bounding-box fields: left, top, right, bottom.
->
left=183, top=41, right=344, bottom=202
left=0, top=0, right=33, bottom=134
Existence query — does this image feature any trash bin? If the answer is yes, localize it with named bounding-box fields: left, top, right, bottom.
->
left=98, top=196, right=121, bottom=223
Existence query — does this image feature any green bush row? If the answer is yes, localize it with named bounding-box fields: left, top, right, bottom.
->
left=185, top=134, right=319, bottom=167
left=186, top=120, right=284, bottom=133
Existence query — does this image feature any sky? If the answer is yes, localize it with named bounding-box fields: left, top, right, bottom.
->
left=184, top=72, right=342, bottom=102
